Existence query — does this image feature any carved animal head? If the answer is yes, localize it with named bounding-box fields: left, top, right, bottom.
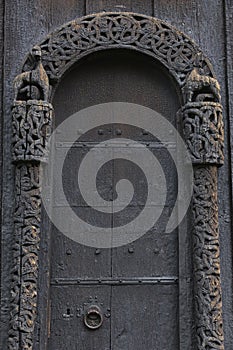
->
left=31, top=46, right=42, bottom=61
left=182, top=67, right=221, bottom=103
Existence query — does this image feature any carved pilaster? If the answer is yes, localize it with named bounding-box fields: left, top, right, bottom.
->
left=181, top=102, right=224, bottom=165
left=181, top=69, right=224, bottom=349
left=8, top=12, right=225, bottom=350
left=9, top=99, right=52, bottom=348
left=9, top=164, right=42, bottom=350
left=12, top=100, right=53, bottom=163
left=9, top=45, right=52, bottom=350
left=192, top=166, right=224, bottom=349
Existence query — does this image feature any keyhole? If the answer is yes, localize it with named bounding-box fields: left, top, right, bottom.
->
left=62, top=307, right=73, bottom=319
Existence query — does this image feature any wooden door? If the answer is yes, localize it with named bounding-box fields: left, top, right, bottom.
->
left=47, top=49, right=188, bottom=349
left=0, top=3, right=231, bottom=350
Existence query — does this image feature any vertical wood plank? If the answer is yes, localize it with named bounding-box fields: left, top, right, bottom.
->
left=86, top=0, right=132, bottom=13
left=0, top=1, right=86, bottom=348
left=45, top=0, right=85, bottom=30
left=86, top=0, right=153, bottom=15
left=1, top=1, right=232, bottom=349
left=111, top=285, right=179, bottom=349
left=223, top=1, right=233, bottom=348
left=48, top=286, right=111, bottom=350
left=0, top=0, right=5, bottom=348
left=153, top=2, right=233, bottom=349
left=153, top=1, right=225, bottom=77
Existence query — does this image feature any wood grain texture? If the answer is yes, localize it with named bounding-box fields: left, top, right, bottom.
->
left=86, top=0, right=153, bottom=15
left=50, top=27, right=181, bottom=350
left=223, top=1, right=233, bottom=348
left=0, top=0, right=4, bottom=344
left=48, top=285, right=111, bottom=350
left=111, top=285, right=179, bottom=349
left=0, top=1, right=86, bottom=348
left=1, top=1, right=233, bottom=349
left=153, top=2, right=232, bottom=348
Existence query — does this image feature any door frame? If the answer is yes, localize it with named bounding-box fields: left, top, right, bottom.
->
left=8, top=12, right=224, bottom=350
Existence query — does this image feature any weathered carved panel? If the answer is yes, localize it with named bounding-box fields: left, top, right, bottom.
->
left=23, top=13, right=215, bottom=86
left=180, top=66, right=224, bottom=349
left=9, top=12, right=224, bottom=350
left=182, top=67, right=221, bottom=104
left=14, top=46, right=50, bottom=102
left=181, top=102, right=224, bottom=164
left=192, top=166, right=224, bottom=349
left=9, top=31, right=52, bottom=350
left=12, top=101, right=53, bottom=163
left=8, top=164, right=42, bottom=350
left=180, top=67, right=224, bottom=165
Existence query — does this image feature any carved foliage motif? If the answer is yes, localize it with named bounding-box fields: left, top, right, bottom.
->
left=23, top=13, right=214, bottom=85
left=9, top=164, right=42, bottom=350
left=192, top=166, right=224, bottom=349
left=12, top=100, right=53, bottom=163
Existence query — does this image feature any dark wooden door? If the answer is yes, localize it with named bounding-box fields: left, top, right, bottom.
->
left=47, top=49, right=188, bottom=349
left=1, top=2, right=233, bottom=350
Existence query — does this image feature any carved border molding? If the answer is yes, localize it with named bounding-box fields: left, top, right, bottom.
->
left=193, top=166, right=224, bottom=349
left=23, top=12, right=215, bottom=87
left=9, top=12, right=224, bottom=350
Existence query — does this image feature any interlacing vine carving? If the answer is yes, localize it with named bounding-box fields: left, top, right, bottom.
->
left=9, top=12, right=224, bottom=350
left=12, top=101, right=53, bottom=163
left=23, top=13, right=214, bottom=86
left=9, top=42, right=53, bottom=350
left=9, top=164, right=42, bottom=350
left=193, top=166, right=223, bottom=349
left=180, top=66, right=224, bottom=349
left=181, top=102, right=224, bottom=164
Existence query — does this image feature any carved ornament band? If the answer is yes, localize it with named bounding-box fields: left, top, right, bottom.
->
left=180, top=102, right=224, bottom=165
left=9, top=12, right=224, bottom=350
left=12, top=100, right=53, bottom=163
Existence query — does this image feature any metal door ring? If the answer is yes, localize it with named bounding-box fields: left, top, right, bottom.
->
left=84, top=305, right=103, bottom=330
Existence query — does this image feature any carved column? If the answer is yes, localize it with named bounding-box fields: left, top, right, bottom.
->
left=181, top=69, right=224, bottom=349
left=9, top=46, right=53, bottom=350
left=7, top=12, right=225, bottom=350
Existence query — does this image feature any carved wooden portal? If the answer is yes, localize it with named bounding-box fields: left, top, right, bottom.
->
left=9, top=12, right=224, bottom=350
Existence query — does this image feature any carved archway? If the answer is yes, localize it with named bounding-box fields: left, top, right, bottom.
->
left=9, top=12, right=224, bottom=350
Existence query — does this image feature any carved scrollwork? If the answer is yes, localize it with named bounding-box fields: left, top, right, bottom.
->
left=9, top=31, right=52, bottom=350
left=9, top=12, right=224, bottom=350
left=180, top=68, right=224, bottom=165
left=23, top=13, right=214, bottom=86
left=193, top=166, right=224, bottom=349
left=180, top=66, right=224, bottom=349
left=9, top=164, right=42, bottom=350
left=181, top=102, right=224, bottom=164
left=12, top=100, right=53, bottom=163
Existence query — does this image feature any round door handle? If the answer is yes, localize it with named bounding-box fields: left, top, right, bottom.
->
left=84, top=305, right=103, bottom=330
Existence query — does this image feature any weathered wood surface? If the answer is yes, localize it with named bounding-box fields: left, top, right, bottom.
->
left=0, top=0, right=4, bottom=343
left=0, top=1, right=233, bottom=349
left=51, top=47, right=180, bottom=349
left=86, top=0, right=153, bottom=14
left=223, top=1, right=233, bottom=347
left=0, top=1, right=86, bottom=348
